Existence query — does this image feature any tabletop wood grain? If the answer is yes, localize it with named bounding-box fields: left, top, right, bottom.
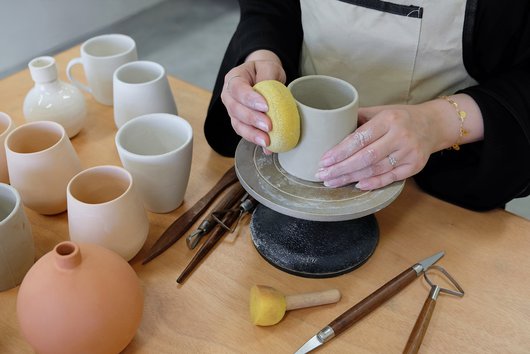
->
left=1, top=46, right=529, bottom=354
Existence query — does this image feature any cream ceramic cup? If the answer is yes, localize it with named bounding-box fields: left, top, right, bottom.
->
left=278, top=75, right=359, bottom=181
left=67, top=34, right=137, bottom=106
left=0, top=183, right=34, bottom=291
left=66, top=165, right=149, bottom=261
left=115, top=113, right=193, bottom=213
left=0, top=112, right=15, bottom=184
left=5, top=121, right=82, bottom=215
left=113, top=61, right=177, bottom=128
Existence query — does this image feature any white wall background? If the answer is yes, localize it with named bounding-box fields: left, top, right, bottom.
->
left=0, top=0, right=163, bottom=78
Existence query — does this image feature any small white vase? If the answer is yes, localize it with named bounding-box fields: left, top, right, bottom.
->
left=23, top=56, right=87, bottom=138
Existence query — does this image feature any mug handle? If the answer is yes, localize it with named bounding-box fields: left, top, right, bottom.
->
left=66, top=57, right=91, bottom=94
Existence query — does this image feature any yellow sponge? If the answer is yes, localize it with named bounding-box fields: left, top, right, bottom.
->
left=253, top=80, right=300, bottom=152
left=249, top=284, right=287, bottom=326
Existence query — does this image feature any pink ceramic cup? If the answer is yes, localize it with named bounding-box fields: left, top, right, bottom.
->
left=0, top=112, right=15, bottom=184
left=5, top=121, right=82, bottom=215
left=66, top=165, right=149, bottom=261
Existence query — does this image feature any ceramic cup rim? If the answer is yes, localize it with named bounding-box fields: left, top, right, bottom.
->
left=5, top=121, right=66, bottom=156
left=0, top=183, right=22, bottom=226
left=113, top=60, right=165, bottom=87
left=67, top=165, right=134, bottom=206
left=115, top=113, right=193, bottom=159
left=81, top=33, right=136, bottom=60
left=287, top=74, right=358, bottom=113
left=0, top=112, right=14, bottom=137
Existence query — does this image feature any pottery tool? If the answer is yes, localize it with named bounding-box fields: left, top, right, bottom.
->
left=176, top=184, right=257, bottom=284
left=403, top=265, right=464, bottom=354
left=142, top=165, right=238, bottom=264
left=250, top=285, right=341, bottom=326
left=294, top=251, right=444, bottom=354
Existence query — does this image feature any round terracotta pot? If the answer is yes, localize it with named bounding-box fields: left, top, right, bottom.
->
left=16, top=241, right=144, bottom=354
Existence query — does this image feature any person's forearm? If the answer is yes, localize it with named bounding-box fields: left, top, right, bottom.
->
left=421, top=93, right=484, bottom=152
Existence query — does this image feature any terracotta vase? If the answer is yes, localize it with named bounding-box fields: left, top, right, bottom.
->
left=16, top=241, right=144, bottom=354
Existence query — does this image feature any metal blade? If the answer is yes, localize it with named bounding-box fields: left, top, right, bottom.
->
left=294, top=335, right=323, bottom=354
left=416, top=251, right=444, bottom=273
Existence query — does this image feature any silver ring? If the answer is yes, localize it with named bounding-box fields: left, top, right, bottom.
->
left=225, top=75, right=242, bottom=92
left=388, top=155, right=397, bottom=167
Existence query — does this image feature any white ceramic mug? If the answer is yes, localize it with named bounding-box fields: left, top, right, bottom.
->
left=66, top=34, right=137, bottom=106
left=67, top=165, right=149, bottom=261
left=113, top=61, right=177, bottom=128
left=115, top=113, right=193, bottom=213
left=278, top=75, right=359, bottom=181
left=5, top=121, right=82, bottom=215
left=0, top=112, right=15, bottom=184
left=0, top=183, right=34, bottom=291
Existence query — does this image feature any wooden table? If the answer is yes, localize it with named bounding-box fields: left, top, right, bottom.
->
left=1, top=46, right=530, bottom=354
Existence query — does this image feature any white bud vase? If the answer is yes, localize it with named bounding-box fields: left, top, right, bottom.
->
left=23, top=56, right=87, bottom=138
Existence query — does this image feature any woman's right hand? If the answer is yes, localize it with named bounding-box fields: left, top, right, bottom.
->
left=220, top=50, right=286, bottom=154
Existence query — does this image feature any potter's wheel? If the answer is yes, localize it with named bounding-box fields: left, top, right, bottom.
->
left=235, top=139, right=404, bottom=278
left=234, top=139, right=404, bottom=221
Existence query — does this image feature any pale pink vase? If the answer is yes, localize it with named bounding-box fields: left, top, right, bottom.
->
left=16, top=241, right=144, bottom=354
left=0, top=112, right=15, bottom=184
left=5, top=121, right=82, bottom=214
left=67, top=165, right=149, bottom=261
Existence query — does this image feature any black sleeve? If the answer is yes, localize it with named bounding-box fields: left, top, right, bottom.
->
left=414, top=1, right=530, bottom=210
left=204, top=0, right=303, bottom=157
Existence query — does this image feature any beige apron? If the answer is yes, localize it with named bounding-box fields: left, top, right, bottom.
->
left=300, top=0, right=477, bottom=106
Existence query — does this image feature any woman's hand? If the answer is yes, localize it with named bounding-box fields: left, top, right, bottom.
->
left=315, top=95, right=484, bottom=190
left=220, top=50, right=286, bottom=154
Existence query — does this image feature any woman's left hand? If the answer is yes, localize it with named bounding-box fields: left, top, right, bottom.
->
left=315, top=104, right=442, bottom=190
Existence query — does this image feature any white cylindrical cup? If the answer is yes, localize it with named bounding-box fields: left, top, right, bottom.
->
left=115, top=113, right=193, bottom=213
left=0, top=112, right=15, bottom=184
left=0, top=183, right=34, bottom=291
left=5, top=121, right=82, bottom=215
left=66, top=34, right=137, bottom=106
left=279, top=75, right=359, bottom=181
left=113, top=61, right=177, bottom=128
left=67, top=165, right=149, bottom=261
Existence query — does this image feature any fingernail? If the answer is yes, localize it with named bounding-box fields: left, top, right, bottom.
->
left=257, top=119, right=269, bottom=132
left=315, top=168, right=328, bottom=180
left=254, top=101, right=268, bottom=112
left=323, top=180, right=338, bottom=187
left=355, top=181, right=369, bottom=190
left=255, top=136, right=267, bottom=147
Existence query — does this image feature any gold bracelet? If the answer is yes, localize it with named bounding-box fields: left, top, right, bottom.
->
left=439, top=95, right=468, bottom=150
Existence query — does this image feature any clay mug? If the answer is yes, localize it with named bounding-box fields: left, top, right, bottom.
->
left=115, top=113, right=193, bottom=213
left=66, top=34, right=137, bottom=106
left=278, top=75, right=359, bottom=181
left=67, top=165, right=149, bottom=261
left=5, top=121, right=82, bottom=215
left=113, top=60, right=177, bottom=128
left=0, top=183, right=34, bottom=291
left=0, top=112, right=15, bottom=183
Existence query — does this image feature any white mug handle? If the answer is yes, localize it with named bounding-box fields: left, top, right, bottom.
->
left=66, top=57, right=92, bottom=94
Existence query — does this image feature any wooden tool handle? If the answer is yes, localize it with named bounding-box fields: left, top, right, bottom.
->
left=328, top=268, right=417, bottom=336
left=403, top=287, right=438, bottom=354
left=143, top=165, right=238, bottom=264
left=176, top=183, right=247, bottom=284
left=285, top=289, right=341, bottom=311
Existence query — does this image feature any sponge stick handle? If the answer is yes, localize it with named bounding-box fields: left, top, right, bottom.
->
left=285, top=289, right=341, bottom=311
